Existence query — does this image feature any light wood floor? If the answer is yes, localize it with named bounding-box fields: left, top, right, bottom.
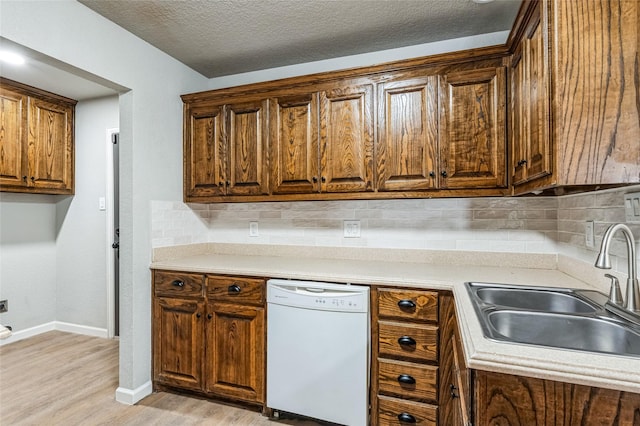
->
left=0, top=331, right=324, bottom=425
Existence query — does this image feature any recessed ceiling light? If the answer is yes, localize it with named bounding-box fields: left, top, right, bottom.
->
left=0, top=51, right=26, bottom=65
left=472, top=0, right=495, bottom=3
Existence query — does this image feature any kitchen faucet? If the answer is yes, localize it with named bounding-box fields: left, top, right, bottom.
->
left=595, top=223, right=640, bottom=313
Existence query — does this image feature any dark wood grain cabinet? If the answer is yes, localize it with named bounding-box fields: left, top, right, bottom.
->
left=184, top=99, right=268, bottom=200
left=509, top=0, right=640, bottom=194
left=0, top=78, right=76, bottom=194
left=152, top=270, right=266, bottom=407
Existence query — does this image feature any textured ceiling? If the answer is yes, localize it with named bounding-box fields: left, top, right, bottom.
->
left=79, top=0, right=521, bottom=78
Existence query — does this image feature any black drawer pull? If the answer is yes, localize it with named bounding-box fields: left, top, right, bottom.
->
left=398, top=413, right=417, bottom=423
left=397, top=374, right=416, bottom=385
left=172, top=280, right=184, bottom=287
left=398, top=336, right=416, bottom=346
left=397, top=299, right=416, bottom=309
left=228, top=284, right=242, bottom=293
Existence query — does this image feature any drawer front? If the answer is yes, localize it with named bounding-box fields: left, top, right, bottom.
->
left=378, top=288, right=438, bottom=323
left=379, top=321, right=438, bottom=363
left=154, top=270, right=204, bottom=298
left=206, top=276, right=265, bottom=305
left=378, top=395, right=438, bottom=426
left=378, top=359, right=438, bottom=402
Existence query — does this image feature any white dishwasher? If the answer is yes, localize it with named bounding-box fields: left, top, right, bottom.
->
left=266, top=279, right=370, bottom=426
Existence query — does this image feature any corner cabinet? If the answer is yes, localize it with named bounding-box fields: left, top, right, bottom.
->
left=152, top=270, right=266, bottom=407
left=509, top=0, right=640, bottom=194
left=0, top=78, right=76, bottom=194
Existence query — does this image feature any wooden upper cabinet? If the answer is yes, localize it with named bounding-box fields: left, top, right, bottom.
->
left=184, top=99, right=268, bottom=200
left=440, top=67, right=507, bottom=189
left=269, top=94, right=319, bottom=194
left=511, top=0, right=551, bottom=188
left=0, top=78, right=75, bottom=195
left=184, top=104, right=225, bottom=198
left=510, top=0, right=640, bottom=194
left=377, top=76, right=438, bottom=191
left=319, top=83, right=373, bottom=193
left=226, top=100, right=269, bottom=196
left=0, top=86, right=26, bottom=188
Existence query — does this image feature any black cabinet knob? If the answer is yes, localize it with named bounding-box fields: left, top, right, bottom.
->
left=397, top=413, right=416, bottom=423
left=397, top=299, right=416, bottom=309
left=228, top=284, right=241, bottom=293
left=440, top=170, right=447, bottom=178
left=22, top=176, right=27, bottom=182
left=196, top=312, right=201, bottom=318
left=450, top=383, right=459, bottom=398
left=397, top=374, right=416, bottom=385
left=398, top=336, right=416, bottom=346
left=321, top=176, right=326, bottom=183
left=207, top=313, right=213, bottom=320
left=312, top=176, right=318, bottom=183
left=429, top=171, right=435, bottom=178
left=172, top=280, right=184, bottom=287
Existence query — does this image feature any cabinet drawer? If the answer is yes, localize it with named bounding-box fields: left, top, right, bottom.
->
left=378, top=359, right=438, bottom=402
left=378, top=289, right=438, bottom=323
left=154, top=270, right=204, bottom=298
left=379, top=321, right=438, bottom=363
left=377, top=395, right=438, bottom=426
left=206, top=276, right=265, bottom=305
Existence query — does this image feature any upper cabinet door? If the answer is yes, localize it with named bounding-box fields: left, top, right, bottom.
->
left=377, top=76, right=439, bottom=191
left=0, top=87, right=27, bottom=188
left=510, top=42, right=529, bottom=186
left=440, top=67, right=507, bottom=189
left=184, top=104, right=226, bottom=199
left=226, top=100, right=269, bottom=196
left=269, top=94, right=319, bottom=194
left=319, top=83, right=374, bottom=193
left=27, top=97, right=74, bottom=192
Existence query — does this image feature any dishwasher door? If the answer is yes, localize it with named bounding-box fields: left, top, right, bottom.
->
left=266, top=279, right=370, bottom=426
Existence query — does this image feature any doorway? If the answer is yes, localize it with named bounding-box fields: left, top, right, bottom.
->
left=107, top=128, right=120, bottom=338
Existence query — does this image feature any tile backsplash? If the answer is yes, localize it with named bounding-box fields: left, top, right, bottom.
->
left=151, top=185, right=640, bottom=275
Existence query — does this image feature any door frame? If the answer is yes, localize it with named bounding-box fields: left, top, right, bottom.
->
left=106, top=127, right=119, bottom=338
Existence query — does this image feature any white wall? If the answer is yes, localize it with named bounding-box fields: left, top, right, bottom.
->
left=56, top=96, right=119, bottom=329
left=0, top=194, right=58, bottom=331
left=1, top=0, right=207, bottom=403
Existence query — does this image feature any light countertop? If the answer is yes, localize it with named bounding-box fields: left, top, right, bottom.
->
left=150, top=243, right=640, bottom=394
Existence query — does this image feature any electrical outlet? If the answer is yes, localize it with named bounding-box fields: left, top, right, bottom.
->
left=585, top=220, right=595, bottom=248
left=625, top=191, right=640, bottom=223
left=249, top=221, right=259, bottom=237
left=344, top=220, right=361, bottom=238
left=0, top=299, right=7, bottom=313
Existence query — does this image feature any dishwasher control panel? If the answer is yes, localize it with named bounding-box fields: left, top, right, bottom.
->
left=267, top=279, right=369, bottom=313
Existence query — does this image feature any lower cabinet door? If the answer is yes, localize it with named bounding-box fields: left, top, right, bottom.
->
left=153, top=297, right=204, bottom=390
left=205, top=302, right=265, bottom=403
left=378, top=395, right=438, bottom=426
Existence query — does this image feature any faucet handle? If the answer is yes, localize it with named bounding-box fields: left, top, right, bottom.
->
left=605, top=274, right=623, bottom=305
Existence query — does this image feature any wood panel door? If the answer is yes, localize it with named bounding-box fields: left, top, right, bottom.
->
left=319, top=83, right=374, bottom=193
left=184, top=104, right=226, bottom=199
left=226, top=100, right=269, bottom=196
left=0, top=87, right=27, bottom=188
left=205, top=302, right=265, bottom=404
left=510, top=41, right=528, bottom=186
left=27, top=97, right=74, bottom=192
left=440, top=67, right=506, bottom=189
left=270, top=94, right=319, bottom=194
left=153, top=297, right=204, bottom=391
left=377, top=76, right=439, bottom=191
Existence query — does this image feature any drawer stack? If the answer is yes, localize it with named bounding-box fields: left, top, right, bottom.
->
left=372, top=287, right=440, bottom=425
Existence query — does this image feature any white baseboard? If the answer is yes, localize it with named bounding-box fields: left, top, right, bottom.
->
left=0, top=321, right=108, bottom=346
left=115, top=381, right=153, bottom=405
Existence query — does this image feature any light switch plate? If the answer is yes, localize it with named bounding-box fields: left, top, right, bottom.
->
left=585, top=220, right=595, bottom=248
left=249, top=221, right=259, bottom=237
left=625, top=191, right=640, bottom=223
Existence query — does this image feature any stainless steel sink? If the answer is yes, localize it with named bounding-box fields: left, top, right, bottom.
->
left=466, top=282, right=640, bottom=358
left=474, top=287, right=598, bottom=314
left=487, top=310, right=640, bottom=356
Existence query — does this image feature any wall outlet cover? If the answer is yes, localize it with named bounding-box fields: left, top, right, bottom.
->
left=249, top=221, right=259, bottom=237
left=585, top=220, right=595, bottom=249
left=344, top=220, right=361, bottom=238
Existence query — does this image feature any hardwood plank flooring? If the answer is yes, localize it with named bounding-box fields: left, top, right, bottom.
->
left=0, top=331, right=324, bottom=425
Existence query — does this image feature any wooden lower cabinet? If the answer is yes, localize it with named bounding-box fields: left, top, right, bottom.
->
left=474, top=370, right=640, bottom=426
left=152, top=270, right=266, bottom=407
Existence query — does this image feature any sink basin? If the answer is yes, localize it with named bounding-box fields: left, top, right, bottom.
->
left=474, top=287, right=597, bottom=314
left=465, top=282, right=640, bottom=358
left=487, top=310, right=640, bottom=356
